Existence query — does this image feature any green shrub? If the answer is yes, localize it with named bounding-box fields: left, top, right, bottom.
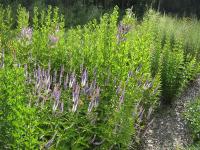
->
left=0, top=67, right=39, bottom=149
left=144, top=10, right=200, bottom=103
left=185, top=97, right=200, bottom=143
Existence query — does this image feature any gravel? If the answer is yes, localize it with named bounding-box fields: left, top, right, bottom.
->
left=141, top=75, right=200, bottom=150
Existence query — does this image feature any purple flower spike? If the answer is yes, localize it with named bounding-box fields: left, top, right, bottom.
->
left=138, top=106, right=145, bottom=123
left=119, top=88, right=125, bottom=105
left=21, top=27, right=32, bottom=41
left=69, top=72, right=76, bottom=88
left=136, top=64, right=142, bottom=73
left=94, top=87, right=100, bottom=107
left=88, top=101, right=94, bottom=113
left=53, top=70, right=57, bottom=84
left=59, top=65, right=64, bottom=85
left=88, top=86, right=100, bottom=113
left=81, top=69, right=88, bottom=87
left=64, top=74, right=69, bottom=90
left=143, top=80, right=153, bottom=90
left=72, top=84, right=80, bottom=102
left=53, top=85, right=61, bottom=101
left=72, top=100, right=78, bottom=113
left=37, top=65, right=41, bottom=78
left=44, top=131, right=57, bottom=149
left=72, top=84, right=80, bottom=112
left=47, top=77, right=51, bottom=91
left=117, top=22, right=131, bottom=43
left=92, top=79, right=96, bottom=89
left=49, top=35, right=59, bottom=44
left=42, top=68, right=45, bottom=78
left=52, top=85, right=61, bottom=112
left=116, top=82, right=122, bottom=95
left=128, top=71, right=133, bottom=78
left=82, top=82, right=90, bottom=95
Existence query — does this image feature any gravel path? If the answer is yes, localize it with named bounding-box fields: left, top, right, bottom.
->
left=141, top=75, right=200, bottom=150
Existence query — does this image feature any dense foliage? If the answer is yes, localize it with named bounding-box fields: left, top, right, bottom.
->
left=0, top=5, right=200, bottom=149
left=185, top=97, right=200, bottom=149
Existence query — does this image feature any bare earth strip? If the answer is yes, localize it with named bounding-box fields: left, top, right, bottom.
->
left=142, top=75, right=200, bottom=150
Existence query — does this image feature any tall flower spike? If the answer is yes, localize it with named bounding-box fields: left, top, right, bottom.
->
left=44, top=131, right=57, bottom=149
left=72, top=100, right=78, bottom=113
left=94, top=86, right=100, bottom=107
left=72, top=84, right=80, bottom=102
left=47, top=80, right=51, bottom=92
left=53, top=84, right=61, bottom=102
left=143, top=80, right=153, bottom=90
left=53, top=70, right=57, bottom=84
left=82, top=82, right=90, bottom=95
left=81, top=69, right=88, bottom=87
left=44, top=70, right=51, bottom=91
left=116, top=83, right=122, bottom=95
left=69, top=72, right=76, bottom=88
left=119, top=87, right=125, bottom=106
left=88, top=101, right=94, bottom=113
left=49, top=35, right=59, bottom=44
left=136, top=64, right=142, bottom=73
left=36, top=67, right=41, bottom=89
left=128, top=71, right=133, bottom=78
left=52, top=84, right=61, bottom=112
left=64, top=74, right=68, bottom=90
left=42, top=68, right=45, bottom=78
left=88, top=86, right=100, bottom=113
left=138, top=106, right=145, bottom=123
left=21, top=27, right=33, bottom=41
left=59, top=65, right=64, bottom=85
left=37, top=65, right=41, bottom=79
left=72, top=84, right=80, bottom=112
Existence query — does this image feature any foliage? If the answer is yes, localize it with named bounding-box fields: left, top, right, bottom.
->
left=0, top=67, right=39, bottom=149
left=185, top=97, right=200, bottom=144
left=145, top=10, right=200, bottom=103
left=0, top=5, right=200, bottom=149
